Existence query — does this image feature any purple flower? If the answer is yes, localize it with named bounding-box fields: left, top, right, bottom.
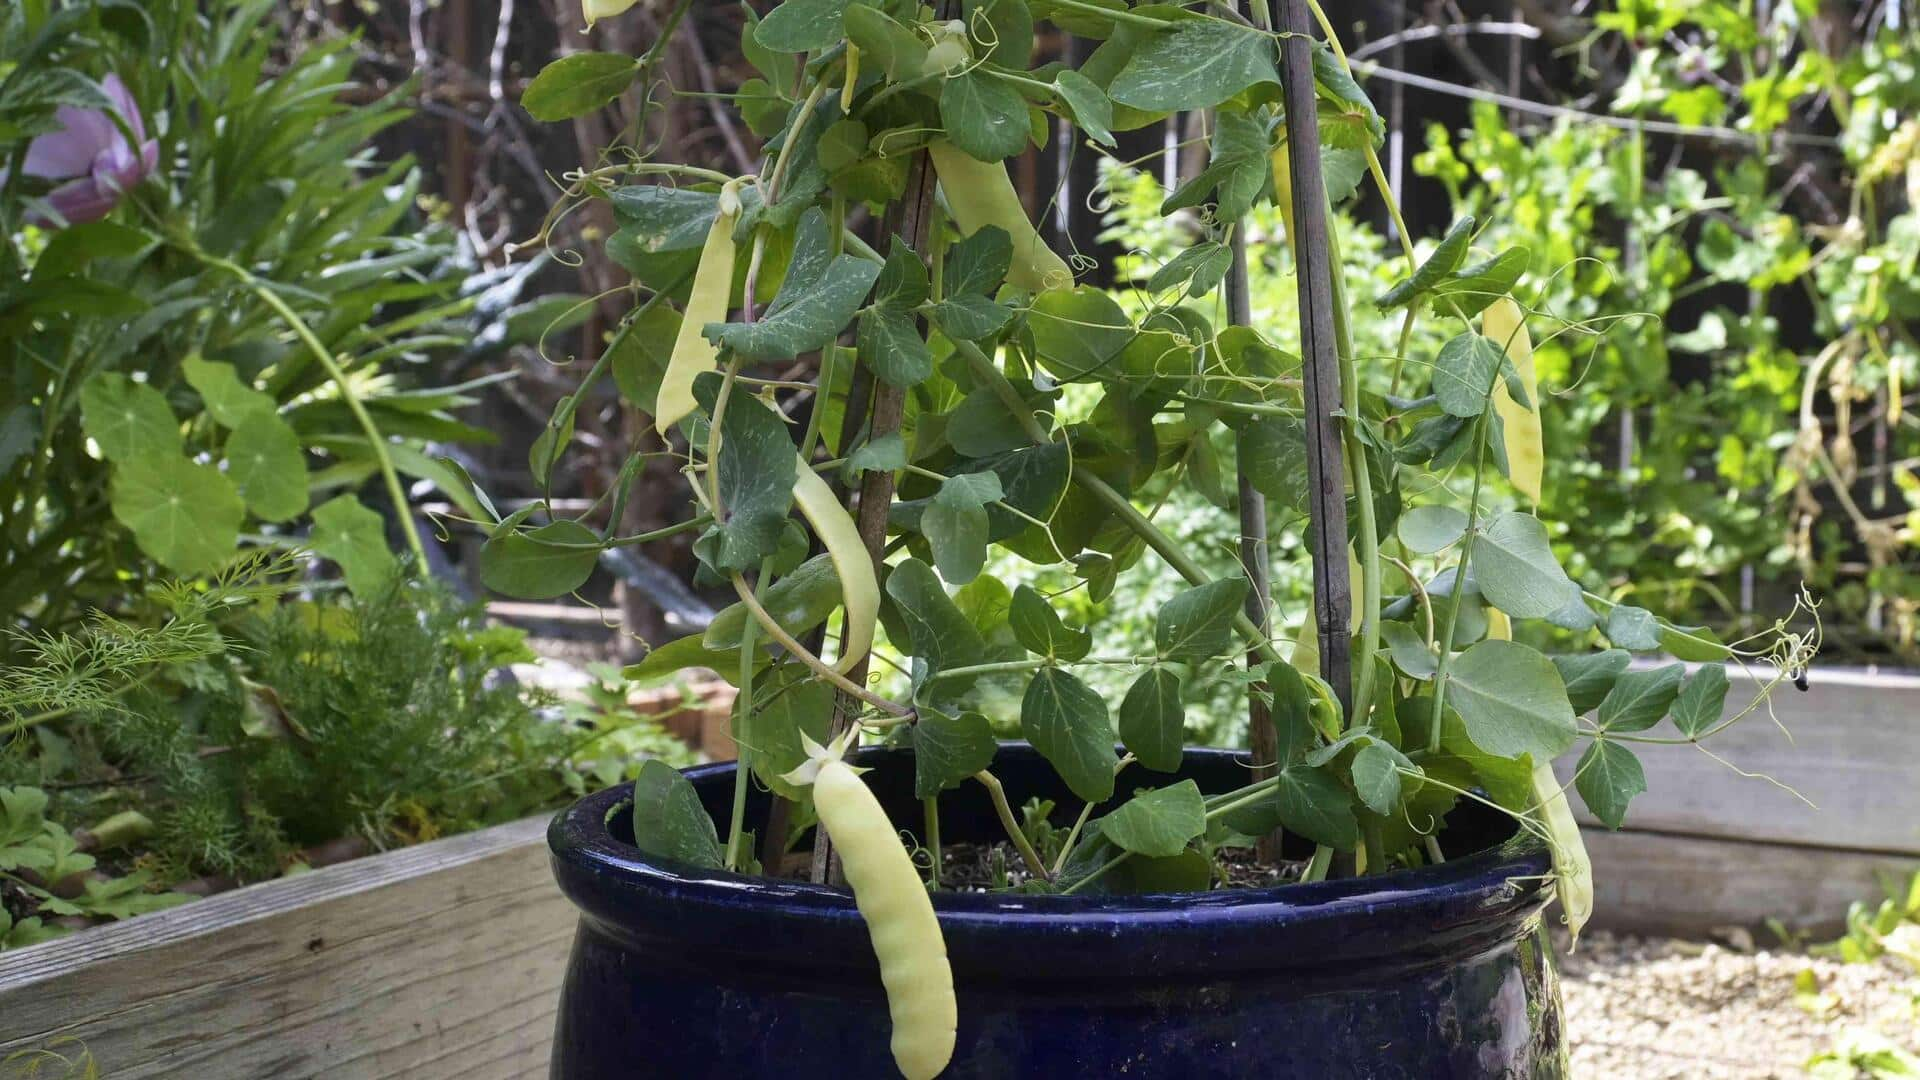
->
left=7, top=74, right=158, bottom=226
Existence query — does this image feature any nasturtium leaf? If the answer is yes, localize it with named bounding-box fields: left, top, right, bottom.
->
left=1380, top=621, right=1438, bottom=680
left=1010, top=585, right=1092, bottom=661
left=1028, top=286, right=1132, bottom=381
left=923, top=471, right=1002, bottom=583
left=1445, top=639, right=1577, bottom=761
left=1596, top=663, right=1685, bottom=733
left=1352, top=742, right=1411, bottom=816
left=909, top=709, right=999, bottom=799
left=739, top=666, right=835, bottom=800
left=479, top=519, right=599, bottom=600
left=1605, top=604, right=1663, bottom=651
left=1118, top=665, right=1184, bottom=772
left=1429, top=247, right=1529, bottom=318
left=522, top=52, right=639, bottom=122
left=1472, top=511, right=1575, bottom=619
left=308, top=493, right=398, bottom=597
left=705, top=254, right=879, bottom=361
left=1052, top=69, right=1116, bottom=146
left=1101, top=780, right=1206, bottom=857
left=1574, top=740, right=1645, bottom=829
left=182, top=356, right=274, bottom=427
left=80, top=373, right=179, bottom=461
left=1669, top=664, right=1731, bottom=738
left=885, top=558, right=988, bottom=675
left=1155, top=577, right=1249, bottom=662
left=1552, top=649, right=1632, bottom=713
left=1021, top=667, right=1117, bottom=802
left=1239, top=416, right=1309, bottom=513
left=630, top=759, right=724, bottom=869
left=940, top=68, right=1030, bottom=162
left=225, top=412, right=308, bottom=522
left=690, top=374, right=797, bottom=572
left=1109, top=18, right=1279, bottom=112
left=1431, top=333, right=1507, bottom=418
left=858, top=307, right=932, bottom=388
left=109, top=455, right=244, bottom=576
left=1398, top=505, right=1468, bottom=555
left=704, top=553, right=843, bottom=651
left=1377, top=216, right=1474, bottom=308
left=752, top=0, right=852, bottom=52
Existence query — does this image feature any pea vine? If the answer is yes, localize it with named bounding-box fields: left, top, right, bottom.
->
left=483, top=3, right=1821, bottom=1072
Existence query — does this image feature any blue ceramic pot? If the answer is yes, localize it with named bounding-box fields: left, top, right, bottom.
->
left=548, top=744, right=1565, bottom=1078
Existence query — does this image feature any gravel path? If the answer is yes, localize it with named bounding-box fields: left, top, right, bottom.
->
left=1562, top=930, right=1918, bottom=1078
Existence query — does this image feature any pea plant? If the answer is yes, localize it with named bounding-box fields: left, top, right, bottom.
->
left=496, top=3, right=1817, bottom=1076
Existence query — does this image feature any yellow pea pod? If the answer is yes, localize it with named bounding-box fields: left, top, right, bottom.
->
left=581, top=0, right=638, bottom=27
left=1483, top=296, right=1543, bottom=504
left=1269, top=142, right=1298, bottom=252
left=1529, top=758, right=1593, bottom=946
left=926, top=139, right=1071, bottom=293
left=790, top=456, right=878, bottom=674
left=784, top=734, right=957, bottom=1080
left=654, top=181, right=743, bottom=435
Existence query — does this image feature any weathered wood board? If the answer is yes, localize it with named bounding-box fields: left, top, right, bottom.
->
left=0, top=815, right=573, bottom=1079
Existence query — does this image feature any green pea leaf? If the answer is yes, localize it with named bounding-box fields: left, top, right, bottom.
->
left=1155, top=577, right=1249, bottom=662
left=1109, top=18, right=1279, bottom=112
left=1431, top=333, right=1507, bottom=418
left=1552, top=649, right=1632, bottom=713
left=844, top=4, right=928, bottom=79
left=848, top=431, right=907, bottom=474
left=872, top=240, right=931, bottom=311
left=1052, top=69, right=1116, bottom=146
left=922, top=472, right=1002, bottom=584
left=930, top=294, right=1013, bottom=342
left=80, top=373, right=179, bottom=461
left=1101, top=780, right=1206, bottom=857
left=522, top=52, right=639, bottom=122
left=1145, top=241, right=1232, bottom=299
left=946, top=225, right=1013, bottom=296
left=704, top=553, right=843, bottom=651
left=885, top=558, right=989, bottom=676
left=1596, top=663, right=1685, bottom=733
left=1445, top=639, right=1578, bottom=761
left=1009, top=585, right=1092, bottom=661
left=309, top=494, right=399, bottom=597
left=690, top=373, right=798, bottom=572
left=1428, top=246, right=1529, bottom=318
left=909, top=709, right=999, bottom=799
left=225, top=412, right=308, bottom=523
left=609, top=304, right=683, bottom=413
left=1028, top=285, right=1133, bottom=382
left=1118, top=665, right=1184, bottom=772
left=109, top=455, right=243, bottom=576
left=624, top=633, right=768, bottom=688
left=1398, top=505, right=1468, bottom=555
left=1605, top=604, right=1664, bottom=651
left=1669, top=664, right=1731, bottom=738
left=1376, top=216, right=1473, bottom=309
left=739, top=665, right=836, bottom=800
left=479, top=519, right=599, bottom=600
left=1239, top=416, right=1309, bottom=513
left=752, top=0, right=852, bottom=52
left=1021, top=667, right=1116, bottom=802
left=630, top=759, right=723, bottom=869
left=858, top=307, right=932, bottom=388
left=1381, top=620, right=1438, bottom=680
left=940, top=68, right=1030, bottom=162
left=1472, top=511, right=1575, bottom=620
left=1662, top=624, right=1732, bottom=662
left=1220, top=764, right=1359, bottom=850
left=1161, top=110, right=1269, bottom=221
left=1352, top=741, right=1414, bottom=816
left=1574, top=740, right=1645, bottom=830
left=706, top=255, right=880, bottom=362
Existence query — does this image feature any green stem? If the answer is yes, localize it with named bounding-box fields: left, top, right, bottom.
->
left=974, top=769, right=1051, bottom=881
left=1425, top=415, right=1493, bottom=751
left=1324, top=219, right=1382, bottom=727
left=724, top=580, right=764, bottom=872
left=199, top=253, right=427, bottom=567
left=1302, top=845, right=1333, bottom=882
left=924, top=796, right=943, bottom=888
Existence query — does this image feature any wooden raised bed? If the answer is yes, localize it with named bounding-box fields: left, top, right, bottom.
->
left=1563, top=663, right=1920, bottom=937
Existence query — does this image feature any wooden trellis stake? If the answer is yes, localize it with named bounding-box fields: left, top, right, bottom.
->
left=1276, top=0, right=1355, bottom=719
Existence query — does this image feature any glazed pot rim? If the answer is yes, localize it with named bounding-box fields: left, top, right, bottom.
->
left=548, top=744, right=1554, bottom=961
